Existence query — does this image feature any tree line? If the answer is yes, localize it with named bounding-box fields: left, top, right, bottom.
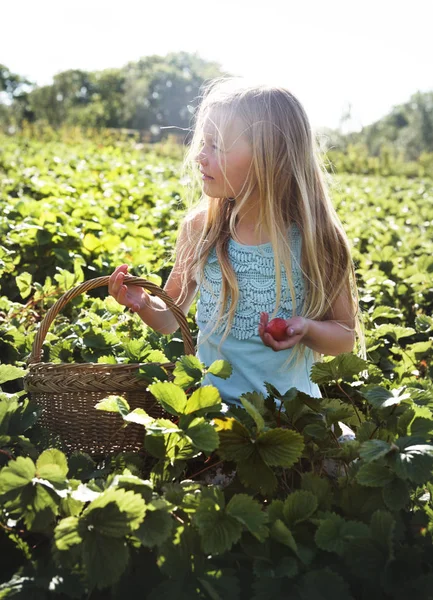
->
left=1, top=52, right=432, bottom=165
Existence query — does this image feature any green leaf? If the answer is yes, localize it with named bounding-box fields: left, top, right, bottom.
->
left=0, top=365, right=27, bottom=385
left=240, top=397, right=265, bottom=433
left=394, top=443, right=433, bottom=483
left=83, top=533, right=130, bottom=590
left=137, top=364, right=169, bottom=383
left=374, top=324, right=416, bottom=342
left=270, top=519, right=298, bottom=554
left=194, top=498, right=242, bottom=554
left=0, top=456, right=35, bottom=496
left=310, top=353, right=368, bottom=384
left=315, top=513, right=370, bottom=556
left=54, top=516, right=82, bottom=550
left=16, top=272, right=32, bottom=298
left=237, top=452, right=277, bottom=496
left=356, top=462, right=394, bottom=487
left=283, top=490, right=318, bottom=527
left=370, top=510, right=395, bottom=554
left=256, top=429, right=304, bottom=467
left=320, top=399, right=355, bottom=426
left=214, top=418, right=255, bottom=462
left=296, top=568, right=355, bottom=600
left=173, top=355, right=204, bottom=388
left=81, top=488, right=146, bottom=537
left=207, top=360, right=233, bottom=379
left=95, top=395, right=130, bottom=417
left=148, top=381, right=187, bottom=416
left=382, top=478, right=410, bottom=511
left=226, top=494, right=268, bottom=541
left=415, top=314, right=433, bottom=333
left=123, top=408, right=154, bottom=427
left=359, top=440, right=393, bottom=462
left=36, top=449, right=68, bottom=482
left=135, top=510, right=173, bottom=547
left=361, top=386, right=411, bottom=409
left=301, top=472, right=332, bottom=511
left=185, top=386, right=222, bottom=415
left=186, top=417, right=219, bottom=453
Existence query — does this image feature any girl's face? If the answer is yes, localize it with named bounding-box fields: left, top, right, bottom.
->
left=195, top=114, right=254, bottom=200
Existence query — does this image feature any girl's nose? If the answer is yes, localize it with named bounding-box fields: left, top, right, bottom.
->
left=195, top=148, right=208, bottom=165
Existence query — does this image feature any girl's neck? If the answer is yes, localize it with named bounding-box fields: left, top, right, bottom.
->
left=233, top=198, right=270, bottom=245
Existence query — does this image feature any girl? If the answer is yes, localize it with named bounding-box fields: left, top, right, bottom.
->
left=108, top=78, right=364, bottom=406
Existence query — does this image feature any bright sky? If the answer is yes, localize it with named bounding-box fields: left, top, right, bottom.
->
left=2, top=0, right=432, bottom=132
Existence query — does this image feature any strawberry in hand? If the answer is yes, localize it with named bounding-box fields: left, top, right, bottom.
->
left=258, top=312, right=309, bottom=351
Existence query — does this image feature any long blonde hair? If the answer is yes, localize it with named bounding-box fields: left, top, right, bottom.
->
left=177, top=77, right=365, bottom=366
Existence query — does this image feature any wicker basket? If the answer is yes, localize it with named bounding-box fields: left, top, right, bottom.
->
left=23, top=275, right=195, bottom=457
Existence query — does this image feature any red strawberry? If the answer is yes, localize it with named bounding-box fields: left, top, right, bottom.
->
left=265, top=318, right=288, bottom=341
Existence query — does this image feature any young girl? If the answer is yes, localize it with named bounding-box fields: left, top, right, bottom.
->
left=108, top=78, right=364, bottom=407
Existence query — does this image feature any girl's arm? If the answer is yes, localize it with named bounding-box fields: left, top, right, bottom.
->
left=259, top=290, right=356, bottom=356
left=109, top=215, right=202, bottom=335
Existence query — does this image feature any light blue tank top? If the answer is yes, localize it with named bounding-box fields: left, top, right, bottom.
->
left=195, top=224, right=322, bottom=406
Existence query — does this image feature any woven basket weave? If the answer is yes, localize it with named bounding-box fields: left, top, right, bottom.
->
left=23, top=275, right=195, bottom=457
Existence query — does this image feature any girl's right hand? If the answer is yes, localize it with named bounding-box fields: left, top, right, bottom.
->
left=108, top=264, right=150, bottom=313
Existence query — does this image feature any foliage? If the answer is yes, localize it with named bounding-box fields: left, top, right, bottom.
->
left=0, top=134, right=432, bottom=597
left=0, top=52, right=226, bottom=140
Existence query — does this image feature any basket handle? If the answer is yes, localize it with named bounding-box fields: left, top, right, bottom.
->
left=27, top=275, right=195, bottom=365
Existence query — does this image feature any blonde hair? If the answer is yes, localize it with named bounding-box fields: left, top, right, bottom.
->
left=177, top=77, right=366, bottom=367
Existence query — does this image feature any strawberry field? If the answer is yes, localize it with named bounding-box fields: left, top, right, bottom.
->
left=0, top=132, right=433, bottom=599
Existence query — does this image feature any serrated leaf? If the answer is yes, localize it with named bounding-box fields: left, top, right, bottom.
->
left=83, top=533, right=130, bottom=589
left=270, top=519, right=298, bottom=554
left=394, top=443, right=433, bottom=483
left=240, top=397, right=265, bottom=433
left=356, top=462, right=394, bottom=487
left=267, top=499, right=285, bottom=524
left=296, top=568, right=355, bottom=600
left=207, top=360, right=233, bottom=379
left=310, top=353, right=368, bottom=384
left=359, top=440, right=392, bottom=462
left=237, top=451, right=277, bottom=495
left=415, top=314, right=433, bottom=333
left=16, top=272, right=32, bottom=298
left=194, top=498, right=242, bottom=554
left=256, top=429, right=304, bottom=467
left=301, top=472, right=332, bottom=511
left=36, top=449, right=68, bottom=482
left=148, top=381, right=187, bottom=416
left=173, top=355, right=204, bottom=388
left=95, top=395, right=130, bottom=417
left=320, top=399, right=355, bottom=426
left=371, top=306, right=403, bottom=321
left=0, top=365, right=27, bottom=385
left=186, top=417, right=219, bottom=452
left=315, top=513, right=370, bottom=556
left=361, top=386, right=411, bottom=409
left=374, top=324, right=416, bottom=342
left=226, top=494, right=268, bottom=541
left=135, top=510, right=173, bottom=547
left=123, top=408, right=154, bottom=427
left=54, top=516, right=82, bottom=550
left=186, top=386, right=222, bottom=415
left=81, top=488, right=146, bottom=537
left=370, top=510, right=395, bottom=555
left=283, top=490, right=318, bottom=527
left=137, top=364, right=169, bottom=383
left=214, top=418, right=255, bottom=462
left=0, top=456, right=35, bottom=496
left=382, top=478, right=410, bottom=511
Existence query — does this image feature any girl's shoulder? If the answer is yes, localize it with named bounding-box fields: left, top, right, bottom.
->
left=179, top=209, right=207, bottom=245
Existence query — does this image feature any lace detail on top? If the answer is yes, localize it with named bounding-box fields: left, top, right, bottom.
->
left=196, top=225, right=305, bottom=340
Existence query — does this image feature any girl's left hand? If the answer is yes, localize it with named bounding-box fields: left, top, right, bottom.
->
left=258, top=312, right=309, bottom=351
